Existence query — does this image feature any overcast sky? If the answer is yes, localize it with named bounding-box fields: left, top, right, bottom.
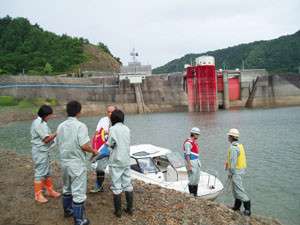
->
left=1, top=0, right=300, bottom=69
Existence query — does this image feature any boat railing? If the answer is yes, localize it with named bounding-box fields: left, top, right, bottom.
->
left=205, top=169, right=219, bottom=189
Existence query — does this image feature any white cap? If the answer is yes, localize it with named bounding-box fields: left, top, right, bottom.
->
left=227, top=128, right=240, bottom=138
left=191, top=127, right=201, bottom=135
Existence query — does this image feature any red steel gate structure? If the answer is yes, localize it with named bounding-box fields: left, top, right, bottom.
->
left=217, top=73, right=241, bottom=101
left=184, top=65, right=218, bottom=112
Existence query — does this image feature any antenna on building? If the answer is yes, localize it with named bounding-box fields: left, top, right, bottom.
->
left=130, top=48, right=138, bottom=63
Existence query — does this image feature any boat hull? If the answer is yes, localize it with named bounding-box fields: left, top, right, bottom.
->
left=103, top=144, right=224, bottom=200
left=130, top=170, right=224, bottom=200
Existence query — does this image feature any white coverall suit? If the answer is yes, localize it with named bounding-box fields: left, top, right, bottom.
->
left=31, top=116, right=53, bottom=179
left=107, top=122, right=133, bottom=195
left=57, top=117, right=90, bottom=203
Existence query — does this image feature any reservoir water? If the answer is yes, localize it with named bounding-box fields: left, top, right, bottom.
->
left=1, top=106, right=300, bottom=225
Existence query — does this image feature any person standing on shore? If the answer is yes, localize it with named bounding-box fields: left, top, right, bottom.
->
left=31, top=104, right=60, bottom=203
left=226, top=128, right=251, bottom=216
left=56, top=101, right=99, bottom=225
left=106, top=110, right=133, bottom=218
left=90, top=105, right=116, bottom=193
left=183, top=127, right=201, bottom=197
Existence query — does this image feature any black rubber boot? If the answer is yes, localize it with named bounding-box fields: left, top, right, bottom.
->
left=193, top=185, right=198, bottom=197
left=124, top=191, right=133, bottom=216
left=188, top=185, right=193, bottom=194
left=73, top=201, right=90, bottom=225
left=231, top=199, right=242, bottom=211
left=113, top=194, right=122, bottom=218
left=62, top=194, right=73, bottom=218
left=243, top=200, right=251, bottom=216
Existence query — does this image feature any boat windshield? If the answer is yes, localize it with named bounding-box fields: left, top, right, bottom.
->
left=166, top=152, right=185, bottom=168
left=136, top=158, right=159, bottom=173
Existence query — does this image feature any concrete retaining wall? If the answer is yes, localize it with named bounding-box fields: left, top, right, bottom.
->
left=0, top=74, right=188, bottom=114
left=1, top=73, right=300, bottom=113
left=268, top=75, right=300, bottom=107
left=246, top=75, right=270, bottom=107
left=246, top=74, right=300, bottom=108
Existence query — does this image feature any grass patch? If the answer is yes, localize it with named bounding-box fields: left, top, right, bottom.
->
left=0, top=96, right=57, bottom=108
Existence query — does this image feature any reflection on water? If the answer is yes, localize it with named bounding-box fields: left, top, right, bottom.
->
left=1, top=107, right=300, bottom=225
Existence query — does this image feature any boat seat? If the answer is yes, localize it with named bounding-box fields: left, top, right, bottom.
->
left=157, top=165, right=167, bottom=172
left=155, top=159, right=169, bottom=173
left=166, top=165, right=177, bottom=182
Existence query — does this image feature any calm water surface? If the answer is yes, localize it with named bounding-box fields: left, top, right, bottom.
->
left=1, top=107, right=300, bottom=225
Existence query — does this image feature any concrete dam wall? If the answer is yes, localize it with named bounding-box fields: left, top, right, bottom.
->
left=0, top=75, right=188, bottom=114
left=246, top=74, right=300, bottom=108
left=216, top=71, right=300, bottom=109
left=1, top=73, right=300, bottom=115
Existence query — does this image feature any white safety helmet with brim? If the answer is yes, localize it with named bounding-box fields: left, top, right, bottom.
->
left=191, top=127, right=201, bottom=135
left=227, top=128, right=240, bottom=138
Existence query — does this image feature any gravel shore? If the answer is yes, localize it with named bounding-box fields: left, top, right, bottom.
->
left=0, top=147, right=282, bottom=225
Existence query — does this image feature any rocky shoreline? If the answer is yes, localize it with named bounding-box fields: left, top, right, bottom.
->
left=0, top=147, right=282, bottom=225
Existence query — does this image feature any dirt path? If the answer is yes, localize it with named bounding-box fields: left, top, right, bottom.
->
left=0, top=148, right=281, bottom=225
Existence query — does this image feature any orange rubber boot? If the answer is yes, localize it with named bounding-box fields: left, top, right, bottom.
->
left=34, top=180, right=48, bottom=203
left=44, top=176, right=61, bottom=197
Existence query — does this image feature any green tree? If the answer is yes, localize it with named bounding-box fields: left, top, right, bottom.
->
left=44, top=63, right=52, bottom=74
left=97, top=42, right=112, bottom=55
left=0, top=16, right=87, bottom=74
left=0, top=68, right=7, bottom=74
left=0, top=16, right=122, bottom=74
left=153, top=30, right=300, bottom=74
left=3, top=64, right=17, bottom=74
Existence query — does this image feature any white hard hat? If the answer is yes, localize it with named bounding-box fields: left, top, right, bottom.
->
left=191, top=127, right=201, bottom=135
left=227, top=128, right=240, bottom=138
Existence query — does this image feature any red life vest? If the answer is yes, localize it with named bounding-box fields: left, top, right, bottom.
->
left=92, top=128, right=106, bottom=151
left=92, top=128, right=109, bottom=160
left=183, top=138, right=199, bottom=160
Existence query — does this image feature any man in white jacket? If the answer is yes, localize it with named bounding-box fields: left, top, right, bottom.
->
left=90, top=105, right=116, bottom=193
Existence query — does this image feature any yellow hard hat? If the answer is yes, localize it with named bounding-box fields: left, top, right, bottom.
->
left=227, top=128, right=240, bottom=138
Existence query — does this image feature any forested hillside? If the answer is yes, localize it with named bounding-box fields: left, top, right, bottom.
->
left=0, top=16, right=121, bottom=75
left=153, top=30, right=300, bottom=74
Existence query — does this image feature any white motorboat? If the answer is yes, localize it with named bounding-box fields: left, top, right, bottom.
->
left=128, top=144, right=224, bottom=200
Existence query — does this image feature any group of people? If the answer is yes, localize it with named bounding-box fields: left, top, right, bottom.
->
left=184, top=127, right=251, bottom=216
left=30, top=102, right=133, bottom=225
left=30, top=101, right=251, bottom=225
